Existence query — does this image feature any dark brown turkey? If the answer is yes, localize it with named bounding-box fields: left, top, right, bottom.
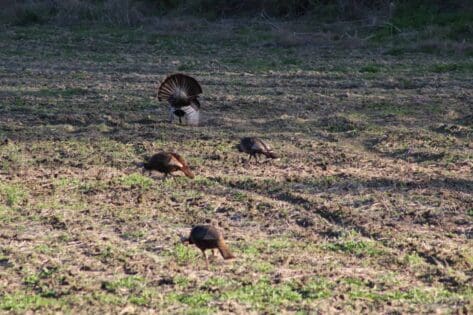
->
left=182, top=225, right=235, bottom=267
left=158, top=73, right=202, bottom=126
left=143, top=152, right=194, bottom=179
left=237, top=137, right=277, bottom=163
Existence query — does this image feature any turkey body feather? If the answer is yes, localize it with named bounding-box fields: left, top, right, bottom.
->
left=186, top=225, right=235, bottom=267
left=143, top=152, right=194, bottom=179
left=238, top=137, right=277, bottom=162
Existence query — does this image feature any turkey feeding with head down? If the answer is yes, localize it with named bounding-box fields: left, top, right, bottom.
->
left=142, top=152, right=194, bottom=179
left=237, top=137, right=277, bottom=163
left=182, top=225, right=235, bottom=268
left=158, top=73, right=202, bottom=126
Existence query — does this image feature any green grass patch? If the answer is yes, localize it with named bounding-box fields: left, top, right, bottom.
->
left=175, top=292, right=214, bottom=307
left=403, top=252, right=424, bottom=267
left=232, top=191, right=249, bottom=202
left=119, top=172, right=154, bottom=190
left=348, top=287, right=451, bottom=303
left=38, top=87, right=89, bottom=97
left=295, top=277, right=333, bottom=299
left=430, top=63, right=473, bottom=73
left=0, top=183, right=28, bottom=207
left=0, top=293, right=62, bottom=311
left=361, top=102, right=417, bottom=116
left=193, top=176, right=217, bottom=187
left=77, top=179, right=108, bottom=194
left=318, top=116, right=366, bottom=132
left=238, top=238, right=297, bottom=257
left=238, top=243, right=260, bottom=256
left=34, top=244, right=54, bottom=254
left=173, top=243, right=200, bottom=265
left=101, top=275, right=146, bottom=293
left=53, top=177, right=81, bottom=190
left=22, top=267, right=68, bottom=298
left=267, top=238, right=294, bottom=250
left=90, top=292, right=123, bottom=305
left=252, top=261, right=275, bottom=273
left=323, top=237, right=385, bottom=257
left=174, top=275, right=191, bottom=288
left=223, top=278, right=302, bottom=309
left=121, top=229, right=146, bottom=240
left=128, top=290, right=153, bottom=306
left=203, top=277, right=234, bottom=289
left=373, top=3, right=473, bottom=42
left=359, top=64, right=383, bottom=73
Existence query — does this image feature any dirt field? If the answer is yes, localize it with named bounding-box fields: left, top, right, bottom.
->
left=0, top=22, right=472, bottom=314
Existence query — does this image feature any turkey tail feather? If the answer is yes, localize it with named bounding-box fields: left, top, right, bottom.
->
left=158, top=74, right=202, bottom=106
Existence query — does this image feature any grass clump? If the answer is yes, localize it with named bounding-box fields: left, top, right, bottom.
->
left=318, top=116, right=366, bottom=133
left=252, top=261, right=275, bottom=273
left=295, top=278, right=333, bottom=299
left=223, top=278, right=302, bottom=308
left=101, top=276, right=154, bottom=306
left=0, top=293, right=60, bottom=311
left=174, top=275, right=191, bottom=289
left=175, top=292, right=214, bottom=307
left=359, top=64, right=383, bottom=73
left=22, top=267, right=71, bottom=298
left=173, top=243, right=200, bottom=265
left=323, top=234, right=385, bottom=257
left=203, top=277, right=234, bottom=289
left=348, top=287, right=450, bottom=303
left=430, top=62, right=473, bottom=73
left=0, top=183, right=28, bottom=207
left=403, top=252, right=424, bottom=267
left=0, top=144, right=26, bottom=171
left=101, top=276, right=146, bottom=293
left=119, top=172, right=154, bottom=190
left=361, top=102, right=416, bottom=116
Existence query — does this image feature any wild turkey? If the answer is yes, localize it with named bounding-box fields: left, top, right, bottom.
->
left=158, top=73, right=202, bottom=126
left=237, top=137, right=277, bottom=163
left=143, top=152, right=194, bottom=179
left=182, top=225, right=235, bottom=267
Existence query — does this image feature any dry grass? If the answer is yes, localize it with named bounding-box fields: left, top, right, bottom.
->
left=0, top=21, right=472, bottom=314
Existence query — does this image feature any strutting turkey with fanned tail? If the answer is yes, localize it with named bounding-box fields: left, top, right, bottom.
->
left=158, top=73, right=202, bottom=126
left=142, top=152, right=195, bottom=179
left=237, top=137, right=278, bottom=163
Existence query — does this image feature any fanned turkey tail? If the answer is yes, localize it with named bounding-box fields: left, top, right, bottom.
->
left=158, top=73, right=202, bottom=108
